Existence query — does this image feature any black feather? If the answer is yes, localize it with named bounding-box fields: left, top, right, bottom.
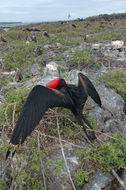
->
left=6, top=73, right=102, bottom=159
left=78, top=73, right=102, bottom=107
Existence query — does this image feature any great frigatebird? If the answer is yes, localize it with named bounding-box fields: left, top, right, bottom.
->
left=6, top=73, right=102, bottom=159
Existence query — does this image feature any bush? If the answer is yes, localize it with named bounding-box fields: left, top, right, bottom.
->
left=69, top=47, right=93, bottom=67
left=4, top=44, right=35, bottom=71
left=0, top=88, right=29, bottom=125
left=99, top=69, right=126, bottom=101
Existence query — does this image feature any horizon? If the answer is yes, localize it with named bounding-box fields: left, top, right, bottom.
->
left=0, top=12, right=126, bottom=24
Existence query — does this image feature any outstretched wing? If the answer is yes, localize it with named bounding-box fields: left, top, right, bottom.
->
left=9, top=85, right=74, bottom=145
left=78, top=73, right=102, bottom=107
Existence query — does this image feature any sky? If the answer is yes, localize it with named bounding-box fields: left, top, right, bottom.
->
left=0, top=0, right=126, bottom=22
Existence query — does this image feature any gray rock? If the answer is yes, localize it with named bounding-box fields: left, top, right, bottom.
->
left=44, top=144, right=80, bottom=190
left=66, top=69, right=80, bottom=84
left=98, top=85, right=124, bottom=118
left=43, top=61, right=59, bottom=77
left=83, top=169, right=114, bottom=190
left=24, top=63, right=40, bottom=77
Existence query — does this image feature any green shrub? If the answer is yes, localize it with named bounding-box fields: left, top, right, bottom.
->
left=46, top=159, right=63, bottom=175
left=74, top=169, right=91, bottom=186
left=0, top=76, right=13, bottom=89
left=4, top=44, right=35, bottom=71
left=12, top=137, right=46, bottom=190
left=99, top=69, right=126, bottom=101
left=77, top=133, right=126, bottom=171
left=0, top=88, right=29, bottom=125
left=69, top=47, right=92, bottom=67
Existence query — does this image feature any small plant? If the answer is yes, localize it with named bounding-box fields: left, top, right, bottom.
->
left=46, top=159, right=63, bottom=175
left=74, top=169, right=92, bottom=186
left=54, top=53, right=63, bottom=61
left=69, top=47, right=92, bottom=67
left=77, top=133, right=126, bottom=172
left=0, top=76, right=13, bottom=89
left=11, top=136, right=46, bottom=190
left=4, top=43, right=35, bottom=71
left=0, top=87, right=29, bottom=125
left=99, top=69, right=126, bottom=101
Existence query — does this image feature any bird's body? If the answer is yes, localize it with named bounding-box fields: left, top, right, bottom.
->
left=6, top=73, right=102, bottom=159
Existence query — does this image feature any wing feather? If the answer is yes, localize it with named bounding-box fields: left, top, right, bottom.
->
left=10, top=85, right=73, bottom=145
left=78, top=73, right=102, bottom=107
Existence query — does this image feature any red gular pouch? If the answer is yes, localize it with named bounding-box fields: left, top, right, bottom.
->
left=46, top=78, right=60, bottom=89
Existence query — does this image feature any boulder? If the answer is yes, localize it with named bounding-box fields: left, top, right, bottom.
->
left=83, top=169, right=114, bottom=190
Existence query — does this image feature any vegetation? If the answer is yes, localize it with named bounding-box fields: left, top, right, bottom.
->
left=77, top=133, right=126, bottom=171
left=74, top=169, right=91, bottom=186
left=75, top=133, right=126, bottom=187
left=0, top=87, right=29, bottom=126
left=69, top=47, right=93, bottom=67
left=0, top=13, right=126, bottom=189
left=100, top=69, right=126, bottom=101
left=4, top=43, right=35, bottom=71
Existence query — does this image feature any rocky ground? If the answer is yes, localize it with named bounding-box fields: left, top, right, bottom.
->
left=0, top=14, right=126, bottom=190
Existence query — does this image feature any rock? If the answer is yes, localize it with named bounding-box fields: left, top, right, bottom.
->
left=34, top=46, right=43, bottom=56
left=104, top=119, right=125, bottom=133
left=24, top=63, right=40, bottom=77
left=43, top=44, right=52, bottom=49
left=98, top=85, right=124, bottom=118
left=41, top=62, right=59, bottom=85
left=14, top=69, right=23, bottom=82
left=43, top=61, right=59, bottom=77
left=44, top=144, right=79, bottom=190
left=66, top=69, right=88, bottom=84
left=83, top=169, right=114, bottom=190
left=111, top=40, right=124, bottom=48
left=1, top=71, right=16, bottom=76
left=26, top=40, right=30, bottom=45
left=56, top=43, right=62, bottom=48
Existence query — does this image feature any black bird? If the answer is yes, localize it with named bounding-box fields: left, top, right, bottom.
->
left=6, top=73, right=102, bottom=159
left=72, top=24, right=76, bottom=28
left=43, top=31, right=50, bottom=38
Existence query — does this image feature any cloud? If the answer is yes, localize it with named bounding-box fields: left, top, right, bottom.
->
left=0, top=0, right=126, bottom=22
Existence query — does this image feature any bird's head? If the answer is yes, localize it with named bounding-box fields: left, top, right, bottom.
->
left=46, top=78, right=66, bottom=89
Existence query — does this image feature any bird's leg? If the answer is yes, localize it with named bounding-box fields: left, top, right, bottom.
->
left=81, top=115, right=97, bottom=141
left=81, top=124, right=92, bottom=143
left=76, top=116, right=93, bottom=143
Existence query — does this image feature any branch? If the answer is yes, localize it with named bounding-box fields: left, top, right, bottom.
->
left=37, top=132, right=47, bottom=190
left=35, top=130, right=85, bottom=149
left=56, top=116, right=77, bottom=190
left=111, top=169, right=126, bottom=190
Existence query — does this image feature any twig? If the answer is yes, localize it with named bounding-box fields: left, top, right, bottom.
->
left=56, top=116, right=77, bottom=190
left=35, top=130, right=86, bottom=149
left=123, top=124, right=126, bottom=141
left=64, top=116, right=121, bottom=141
left=37, top=132, right=47, bottom=190
left=5, top=102, right=17, bottom=126
left=50, top=109, right=120, bottom=142
left=12, top=103, right=16, bottom=129
left=111, top=169, right=126, bottom=190
left=5, top=104, right=10, bottom=126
